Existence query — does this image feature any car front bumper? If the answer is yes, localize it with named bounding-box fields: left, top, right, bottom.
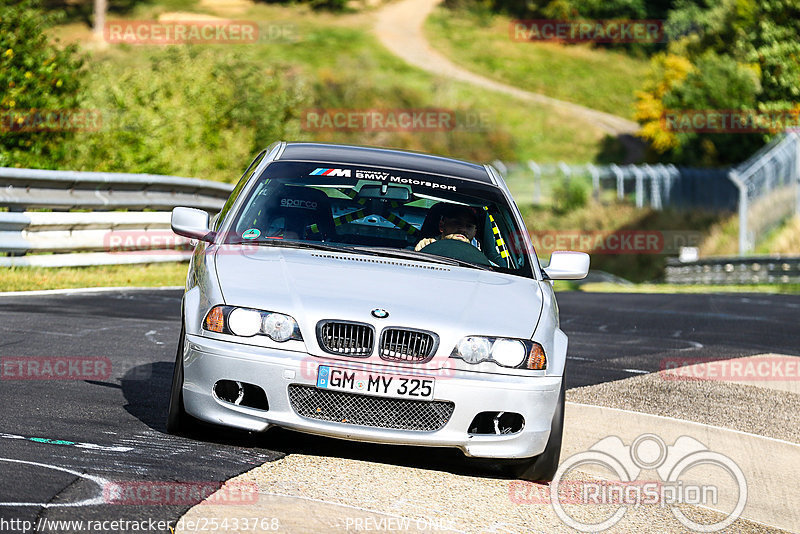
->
left=182, top=334, right=562, bottom=459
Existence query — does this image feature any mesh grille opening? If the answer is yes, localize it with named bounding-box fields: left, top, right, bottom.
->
left=288, top=385, right=453, bottom=432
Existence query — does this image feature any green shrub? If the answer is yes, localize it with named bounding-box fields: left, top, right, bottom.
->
left=0, top=0, right=84, bottom=168
left=638, top=0, right=800, bottom=165
left=551, top=179, right=588, bottom=214
left=66, top=46, right=307, bottom=181
left=256, top=0, right=349, bottom=12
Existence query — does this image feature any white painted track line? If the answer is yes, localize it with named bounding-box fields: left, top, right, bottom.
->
left=0, top=286, right=182, bottom=297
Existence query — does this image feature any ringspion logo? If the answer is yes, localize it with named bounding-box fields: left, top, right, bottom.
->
left=548, top=434, right=747, bottom=532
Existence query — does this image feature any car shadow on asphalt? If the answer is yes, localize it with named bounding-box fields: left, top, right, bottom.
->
left=121, top=361, right=263, bottom=448
left=258, top=427, right=513, bottom=481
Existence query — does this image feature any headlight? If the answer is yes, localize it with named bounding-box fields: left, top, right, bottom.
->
left=204, top=305, right=302, bottom=342
left=262, top=313, right=295, bottom=342
left=491, top=339, right=526, bottom=367
left=457, top=337, right=491, bottom=364
left=451, top=336, right=546, bottom=370
left=228, top=308, right=262, bottom=337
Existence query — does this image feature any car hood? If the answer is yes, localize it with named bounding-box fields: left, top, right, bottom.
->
left=214, top=246, right=543, bottom=359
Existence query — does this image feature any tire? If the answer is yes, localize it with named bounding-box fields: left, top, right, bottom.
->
left=496, top=377, right=566, bottom=482
left=166, top=324, right=200, bottom=435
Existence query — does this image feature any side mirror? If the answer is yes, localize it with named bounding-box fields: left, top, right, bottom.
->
left=171, top=207, right=214, bottom=242
left=544, top=251, right=590, bottom=280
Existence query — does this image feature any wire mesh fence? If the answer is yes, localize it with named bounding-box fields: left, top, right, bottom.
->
left=498, top=130, right=800, bottom=256
left=728, top=132, right=800, bottom=255
left=497, top=160, right=735, bottom=211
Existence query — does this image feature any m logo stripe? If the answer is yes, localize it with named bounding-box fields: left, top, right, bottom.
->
left=310, top=168, right=351, bottom=177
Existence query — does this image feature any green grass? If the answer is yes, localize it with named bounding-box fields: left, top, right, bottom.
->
left=754, top=215, right=800, bottom=255
left=520, top=200, right=729, bottom=282
left=5, top=263, right=796, bottom=294
left=425, top=7, right=650, bottom=119
left=0, top=263, right=188, bottom=292
left=695, top=213, right=798, bottom=258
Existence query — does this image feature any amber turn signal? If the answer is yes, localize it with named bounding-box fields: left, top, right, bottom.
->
left=527, top=342, right=547, bottom=370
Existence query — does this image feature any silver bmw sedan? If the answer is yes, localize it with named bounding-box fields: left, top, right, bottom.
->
left=167, top=142, right=589, bottom=481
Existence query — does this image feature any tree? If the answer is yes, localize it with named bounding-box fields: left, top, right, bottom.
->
left=635, top=0, right=800, bottom=165
left=0, top=0, right=84, bottom=168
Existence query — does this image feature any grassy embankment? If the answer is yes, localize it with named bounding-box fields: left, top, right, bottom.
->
left=0, top=263, right=187, bottom=292
left=424, top=7, right=649, bottom=119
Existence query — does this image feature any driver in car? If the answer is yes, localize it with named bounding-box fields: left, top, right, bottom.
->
left=415, top=205, right=481, bottom=251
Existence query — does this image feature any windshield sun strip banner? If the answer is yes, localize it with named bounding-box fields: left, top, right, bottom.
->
left=300, top=163, right=462, bottom=193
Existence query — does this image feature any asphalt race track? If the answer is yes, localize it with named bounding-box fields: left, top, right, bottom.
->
left=1, top=288, right=798, bottom=530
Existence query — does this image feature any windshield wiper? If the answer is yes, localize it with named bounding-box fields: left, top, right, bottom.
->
left=228, top=241, right=493, bottom=270
left=352, top=246, right=494, bottom=271
left=229, top=239, right=362, bottom=255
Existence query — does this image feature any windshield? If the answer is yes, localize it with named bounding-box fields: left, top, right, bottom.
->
left=224, top=161, right=533, bottom=278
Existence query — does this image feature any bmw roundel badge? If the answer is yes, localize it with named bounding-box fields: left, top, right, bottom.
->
left=371, top=308, right=389, bottom=319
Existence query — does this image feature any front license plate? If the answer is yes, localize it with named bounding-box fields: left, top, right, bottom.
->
left=316, top=365, right=435, bottom=401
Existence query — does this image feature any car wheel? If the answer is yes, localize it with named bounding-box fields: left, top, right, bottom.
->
left=166, top=324, right=200, bottom=435
left=511, top=377, right=565, bottom=482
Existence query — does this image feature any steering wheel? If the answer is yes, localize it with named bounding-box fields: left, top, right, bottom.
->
left=420, top=237, right=492, bottom=266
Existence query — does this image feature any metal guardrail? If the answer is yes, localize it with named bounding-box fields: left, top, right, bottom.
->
left=0, top=167, right=233, bottom=267
left=0, top=167, right=232, bottom=211
left=665, top=256, right=800, bottom=284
